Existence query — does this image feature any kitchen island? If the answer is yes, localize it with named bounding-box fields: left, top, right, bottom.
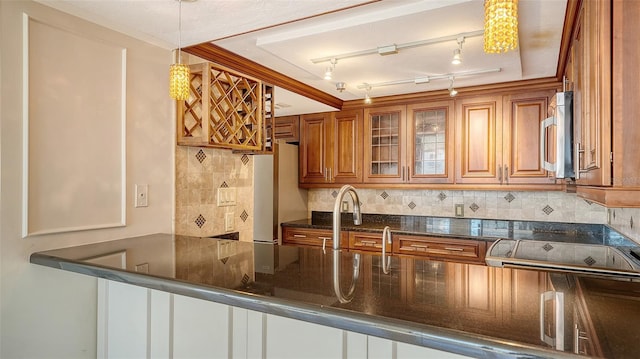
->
left=31, top=233, right=640, bottom=358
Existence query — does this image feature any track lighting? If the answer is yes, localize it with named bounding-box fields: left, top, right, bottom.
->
left=336, top=82, right=346, bottom=92
left=451, top=37, right=464, bottom=65
left=324, top=58, right=337, bottom=80
left=363, top=84, right=372, bottom=104
left=448, top=77, right=457, bottom=97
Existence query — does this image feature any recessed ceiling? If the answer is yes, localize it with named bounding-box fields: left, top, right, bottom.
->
left=37, top=0, right=568, bottom=116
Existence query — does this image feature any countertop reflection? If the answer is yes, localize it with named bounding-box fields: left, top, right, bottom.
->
left=31, top=233, right=640, bottom=358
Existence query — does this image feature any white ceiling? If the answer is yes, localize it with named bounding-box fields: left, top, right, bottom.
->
left=38, top=0, right=568, bottom=116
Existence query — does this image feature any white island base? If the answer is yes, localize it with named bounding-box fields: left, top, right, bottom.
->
left=98, top=279, right=469, bottom=359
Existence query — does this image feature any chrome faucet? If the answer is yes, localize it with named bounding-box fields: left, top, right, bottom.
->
left=332, top=185, right=362, bottom=250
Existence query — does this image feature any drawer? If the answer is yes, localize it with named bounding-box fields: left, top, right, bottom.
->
left=282, top=226, right=348, bottom=248
left=392, top=235, right=486, bottom=264
left=349, top=232, right=392, bottom=252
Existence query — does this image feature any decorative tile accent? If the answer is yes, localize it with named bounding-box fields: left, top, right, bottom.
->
left=584, top=199, right=593, bottom=205
left=542, top=205, right=554, bottom=215
left=241, top=154, right=250, bottom=165
left=195, top=149, right=207, bottom=163
left=241, top=273, right=250, bottom=286
left=240, top=210, right=248, bottom=222
left=195, top=214, right=206, bottom=228
left=584, top=256, right=596, bottom=266
left=380, top=191, right=389, bottom=200
left=437, top=192, right=447, bottom=201
left=631, top=216, right=634, bottom=229
left=331, top=190, right=338, bottom=199
left=220, top=257, right=228, bottom=264
left=504, top=193, right=515, bottom=203
left=408, top=201, right=416, bottom=210
left=613, top=210, right=616, bottom=220
left=220, top=181, right=229, bottom=188
left=542, top=243, right=554, bottom=252
left=469, top=203, right=479, bottom=212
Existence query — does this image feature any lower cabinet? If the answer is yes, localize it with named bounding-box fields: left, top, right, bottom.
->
left=281, top=226, right=348, bottom=248
left=97, top=279, right=471, bottom=359
left=392, top=234, right=486, bottom=264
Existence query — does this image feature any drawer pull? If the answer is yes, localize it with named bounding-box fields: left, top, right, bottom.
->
left=410, top=244, right=429, bottom=248
left=360, top=240, right=377, bottom=246
left=293, top=234, right=307, bottom=238
left=318, top=236, right=332, bottom=241
left=444, top=247, right=464, bottom=252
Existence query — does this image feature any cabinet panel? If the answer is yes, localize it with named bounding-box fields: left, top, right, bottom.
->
left=451, top=264, right=502, bottom=326
left=455, top=97, right=502, bottom=184
left=332, top=109, right=363, bottom=183
left=282, top=226, right=348, bottom=248
left=407, top=101, right=455, bottom=183
left=274, top=115, right=299, bottom=142
left=503, top=91, right=557, bottom=184
left=392, top=234, right=486, bottom=264
left=299, top=113, right=330, bottom=183
left=349, top=231, right=391, bottom=252
left=364, top=105, right=406, bottom=183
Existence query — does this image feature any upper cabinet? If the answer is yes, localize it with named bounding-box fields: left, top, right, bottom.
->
left=565, top=0, right=640, bottom=206
left=177, top=62, right=270, bottom=152
left=455, top=92, right=557, bottom=185
left=299, top=110, right=363, bottom=184
left=362, top=101, right=455, bottom=184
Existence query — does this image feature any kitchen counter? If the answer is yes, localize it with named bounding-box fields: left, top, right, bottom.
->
left=31, top=233, right=640, bottom=358
left=284, top=211, right=636, bottom=245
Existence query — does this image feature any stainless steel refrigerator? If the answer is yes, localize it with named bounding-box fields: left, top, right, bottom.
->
left=253, top=141, right=308, bottom=243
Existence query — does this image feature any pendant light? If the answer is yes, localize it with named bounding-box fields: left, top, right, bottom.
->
left=483, top=0, right=519, bottom=54
left=169, top=0, right=190, bottom=100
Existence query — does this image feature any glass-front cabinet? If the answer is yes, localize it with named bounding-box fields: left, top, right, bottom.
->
left=364, top=102, right=454, bottom=184
left=407, top=101, right=454, bottom=183
left=364, top=105, right=406, bottom=183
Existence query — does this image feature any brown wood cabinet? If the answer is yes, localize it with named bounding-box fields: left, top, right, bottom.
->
left=392, top=233, right=487, bottom=264
left=455, top=93, right=557, bottom=185
left=299, top=110, right=363, bottom=184
left=363, top=101, right=455, bottom=184
left=565, top=0, right=640, bottom=206
left=274, top=115, right=299, bottom=142
left=281, top=226, right=348, bottom=248
left=348, top=231, right=392, bottom=252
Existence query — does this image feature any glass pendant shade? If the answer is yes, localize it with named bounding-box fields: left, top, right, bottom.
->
left=483, top=0, right=519, bottom=53
left=169, top=63, right=190, bottom=101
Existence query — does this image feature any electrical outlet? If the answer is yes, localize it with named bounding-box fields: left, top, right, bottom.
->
left=217, top=187, right=237, bottom=207
left=225, top=212, right=235, bottom=231
left=455, top=204, right=464, bottom=217
left=342, top=201, right=349, bottom=212
left=135, top=184, right=148, bottom=207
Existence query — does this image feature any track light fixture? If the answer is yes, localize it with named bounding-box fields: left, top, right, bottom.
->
left=324, top=58, right=337, bottom=80
left=363, top=84, right=372, bottom=104
left=448, top=77, right=458, bottom=97
left=336, top=82, right=346, bottom=92
left=451, top=37, right=464, bottom=65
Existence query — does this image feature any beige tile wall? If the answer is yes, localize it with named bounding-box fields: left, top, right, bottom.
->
left=608, top=208, right=640, bottom=244
left=308, top=188, right=607, bottom=224
left=175, top=146, right=254, bottom=241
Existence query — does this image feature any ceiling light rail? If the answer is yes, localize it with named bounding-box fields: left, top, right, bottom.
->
left=310, top=30, right=484, bottom=64
left=356, top=68, right=502, bottom=90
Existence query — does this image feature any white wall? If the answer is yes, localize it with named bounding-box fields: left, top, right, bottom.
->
left=0, top=1, right=174, bottom=357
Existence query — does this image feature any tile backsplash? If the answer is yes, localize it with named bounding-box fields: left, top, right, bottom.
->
left=308, top=188, right=607, bottom=225
left=175, top=146, right=254, bottom=241
left=608, top=208, right=640, bottom=244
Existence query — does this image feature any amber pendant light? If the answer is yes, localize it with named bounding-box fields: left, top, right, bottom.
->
left=483, top=0, right=519, bottom=53
left=169, top=0, right=190, bottom=100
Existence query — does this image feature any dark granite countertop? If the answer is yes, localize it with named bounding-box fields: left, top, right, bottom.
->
left=31, top=233, right=640, bottom=359
left=282, top=211, right=636, bottom=247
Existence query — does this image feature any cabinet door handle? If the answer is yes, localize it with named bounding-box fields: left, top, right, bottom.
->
left=498, top=164, right=503, bottom=184
left=401, top=166, right=405, bottom=181
left=504, top=166, right=509, bottom=184
left=328, top=167, right=332, bottom=182
left=410, top=244, right=429, bottom=248
left=293, top=234, right=307, bottom=238
left=444, top=247, right=464, bottom=252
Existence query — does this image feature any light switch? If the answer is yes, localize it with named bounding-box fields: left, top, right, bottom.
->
left=455, top=204, right=464, bottom=217
left=217, top=187, right=237, bottom=207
